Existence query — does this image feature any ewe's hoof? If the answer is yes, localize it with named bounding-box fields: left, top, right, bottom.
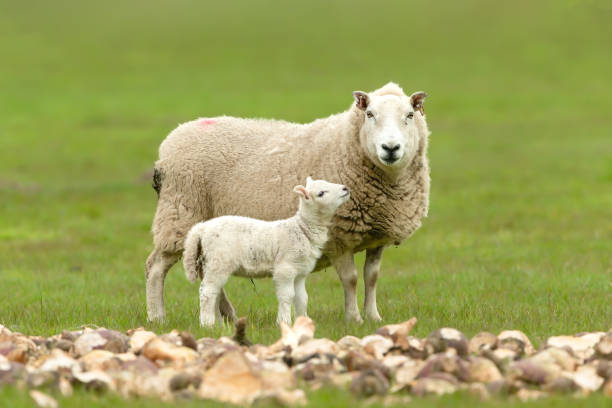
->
left=222, top=313, right=237, bottom=324
left=366, top=313, right=383, bottom=322
left=347, top=314, right=364, bottom=325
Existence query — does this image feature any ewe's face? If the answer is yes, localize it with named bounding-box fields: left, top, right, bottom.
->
left=354, top=91, right=427, bottom=172
left=294, top=178, right=350, bottom=216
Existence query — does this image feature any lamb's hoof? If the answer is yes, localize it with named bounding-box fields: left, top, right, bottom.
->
left=200, top=318, right=216, bottom=328
left=276, top=319, right=292, bottom=327
left=147, top=313, right=166, bottom=323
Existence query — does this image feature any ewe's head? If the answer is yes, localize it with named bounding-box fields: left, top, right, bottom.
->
left=293, top=177, right=350, bottom=219
left=353, top=83, right=427, bottom=173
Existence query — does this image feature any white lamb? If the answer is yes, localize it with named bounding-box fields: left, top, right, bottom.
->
left=182, top=178, right=350, bottom=326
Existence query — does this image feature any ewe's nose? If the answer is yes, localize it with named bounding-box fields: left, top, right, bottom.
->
left=381, top=143, right=401, bottom=153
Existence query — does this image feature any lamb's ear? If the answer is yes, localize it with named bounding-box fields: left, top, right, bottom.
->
left=410, top=91, right=427, bottom=115
left=293, top=185, right=310, bottom=200
left=306, top=176, right=313, bottom=185
left=352, top=91, right=370, bottom=111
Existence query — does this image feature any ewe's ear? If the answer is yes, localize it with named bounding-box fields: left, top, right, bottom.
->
left=410, top=91, right=427, bottom=115
left=352, top=91, right=370, bottom=111
left=293, top=185, right=310, bottom=200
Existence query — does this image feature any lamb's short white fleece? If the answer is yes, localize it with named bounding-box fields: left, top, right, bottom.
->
left=183, top=178, right=350, bottom=326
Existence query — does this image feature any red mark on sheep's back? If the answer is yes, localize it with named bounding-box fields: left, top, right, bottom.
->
left=200, top=119, right=216, bottom=126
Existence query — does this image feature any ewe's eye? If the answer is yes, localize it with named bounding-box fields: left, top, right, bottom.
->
left=406, top=112, right=414, bottom=120
left=366, top=111, right=374, bottom=119
left=317, top=191, right=325, bottom=197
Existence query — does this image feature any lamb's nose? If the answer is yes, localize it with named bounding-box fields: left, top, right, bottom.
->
left=342, top=186, right=349, bottom=192
left=381, top=143, right=400, bottom=153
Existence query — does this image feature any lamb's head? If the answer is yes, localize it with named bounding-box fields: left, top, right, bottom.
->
left=352, top=83, right=427, bottom=173
left=293, top=177, right=350, bottom=221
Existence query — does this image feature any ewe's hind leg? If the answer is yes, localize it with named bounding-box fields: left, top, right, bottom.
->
left=148, top=184, right=203, bottom=322
left=146, top=248, right=180, bottom=322
left=218, top=290, right=237, bottom=322
left=364, top=246, right=384, bottom=322
left=293, top=275, right=308, bottom=317
left=214, top=293, right=223, bottom=325
left=332, top=253, right=363, bottom=324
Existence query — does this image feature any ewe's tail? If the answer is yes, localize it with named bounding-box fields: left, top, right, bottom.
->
left=152, top=166, right=163, bottom=198
left=183, top=223, right=206, bottom=283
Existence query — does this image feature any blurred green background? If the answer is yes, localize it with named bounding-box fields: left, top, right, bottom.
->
left=0, top=0, right=611, bottom=405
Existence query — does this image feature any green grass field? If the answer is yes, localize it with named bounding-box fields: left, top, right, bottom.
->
left=1, top=0, right=611, bottom=406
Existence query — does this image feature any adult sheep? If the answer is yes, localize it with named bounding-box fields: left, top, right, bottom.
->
left=146, top=82, right=430, bottom=324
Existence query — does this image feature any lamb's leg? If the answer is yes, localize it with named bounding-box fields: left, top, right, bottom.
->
left=218, top=289, right=237, bottom=322
left=199, top=281, right=217, bottom=327
left=273, top=269, right=296, bottom=325
left=293, top=275, right=308, bottom=317
left=146, top=248, right=179, bottom=322
left=332, top=253, right=363, bottom=324
left=199, top=265, right=229, bottom=327
left=364, top=246, right=384, bottom=322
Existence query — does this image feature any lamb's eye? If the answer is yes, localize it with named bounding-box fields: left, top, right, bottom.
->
left=317, top=191, right=325, bottom=197
left=366, top=111, right=374, bottom=119
left=407, top=112, right=414, bottom=120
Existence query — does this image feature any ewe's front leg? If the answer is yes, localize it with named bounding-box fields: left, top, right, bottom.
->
left=273, top=271, right=296, bottom=325
left=293, top=275, right=308, bottom=317
left=332, top=253, right=363, bottom=324
left=364, top=246, right=384, bottom=322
